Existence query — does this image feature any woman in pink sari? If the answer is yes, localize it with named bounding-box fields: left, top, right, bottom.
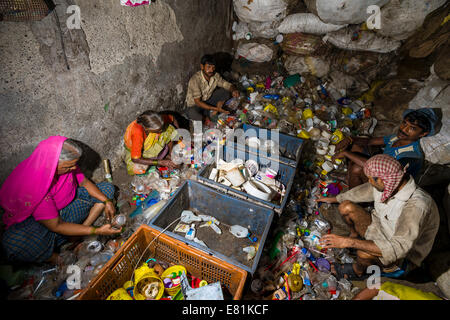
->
left=0, top=136, right=121, bottom=264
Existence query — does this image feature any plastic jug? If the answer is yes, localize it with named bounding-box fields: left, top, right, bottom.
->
left=143, top=200, right=167, bottom=220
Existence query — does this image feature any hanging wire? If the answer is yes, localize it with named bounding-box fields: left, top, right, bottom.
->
left=129, top=216, right=182, bottom=285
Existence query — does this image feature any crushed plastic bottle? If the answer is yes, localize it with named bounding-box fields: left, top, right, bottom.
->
left=180, top=210, right=202, bottom=223
left=229, top=225, right=249, bottom=238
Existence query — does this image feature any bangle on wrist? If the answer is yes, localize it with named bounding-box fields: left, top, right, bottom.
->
left=103, top=199, right=112, bottom=205
left=90, top=226, right=97, bottom=235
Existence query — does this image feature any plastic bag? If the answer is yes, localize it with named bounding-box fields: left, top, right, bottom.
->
left=232, top=21, right=251, bottom=41
left=236, top=42, right=274, bottom=63
left=322, top=27, right=401, bottom=53
left=304, top=0, right=389, bottom=25
left=233, top=0, right=288, bottom=23
left=408, top=67, right=450, bottom=165
left=284, top=55, right=330, bottom=78
left=278, top=13, right=347, bottom=35
left=377, top=0, right=447, bottom=40
left=281, top=32, right=325, bottom=56
left=248, top=21, right=281, bottom=39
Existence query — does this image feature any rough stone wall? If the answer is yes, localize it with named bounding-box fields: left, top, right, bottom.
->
left=0, top=0, right=233, bottom=182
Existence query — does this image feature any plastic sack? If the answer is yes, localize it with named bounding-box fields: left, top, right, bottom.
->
left=280, top=32, right=326, bottom=55
left=304, top=0, right=389, bottom=25
left=326, top=70, right=370, bottom=97
left=278, top=13, right=347, bottom=35
left=377, top=0, right=447, bottom=40
left=233, top=0, right=288, bottom=23
left=408, top=66, right=450, bottom=165
left=248, top=21, right=281, bottom=39
left=328, top=50, right=394, bottom=75
left=232, top=21, right=250, bottom=41
left=322, top=27, right=401, bottom=53
left=284, top=55, right=330, bottom=78
left=236, top=42, right=273, bottom=63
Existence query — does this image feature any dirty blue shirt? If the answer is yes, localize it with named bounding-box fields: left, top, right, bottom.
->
left=383, top=134, right=424, bottom=178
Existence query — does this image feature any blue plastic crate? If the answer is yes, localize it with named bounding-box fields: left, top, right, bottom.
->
left=148, top=180, right=274, bottom=275
left=225, top=123, right=304, bottom=167
left=197, top=145, right=297, bottom=215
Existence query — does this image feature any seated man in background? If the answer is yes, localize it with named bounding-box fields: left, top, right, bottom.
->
left=332, top=108, right=438, bottom=188
left=185, top=54, right=240, bottom=127
left=317, top=154, right=439, bottom=280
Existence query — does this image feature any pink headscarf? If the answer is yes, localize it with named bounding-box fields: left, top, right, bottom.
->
left=363, top=154, right=407, bottom=203
left=0, top=136, right=68, bottom=227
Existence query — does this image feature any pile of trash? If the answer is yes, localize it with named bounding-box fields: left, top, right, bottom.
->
left=106, top=259, right=224, bottom=300
left=223, top=0, right=448, bottom=300
left=247, top=170, right=358, bottom=300
left=208, top=158, right=286, bottom=204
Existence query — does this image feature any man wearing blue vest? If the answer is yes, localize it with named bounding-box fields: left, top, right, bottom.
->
left=333, top=108, right=438, bottom=189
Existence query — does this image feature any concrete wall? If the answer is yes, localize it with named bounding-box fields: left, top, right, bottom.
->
left=0, top=0, right=233, bottom=182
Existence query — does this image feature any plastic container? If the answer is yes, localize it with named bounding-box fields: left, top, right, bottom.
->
left=229, top=124, right=304, bottom=166
left=198, top=145, right=296, bottom=215
left=149, top=180, right=274, bottom=275
left=78, top=224, right=247, bottom=300
left=161, top=265, right=187, bottom=297
left=112, top=214, right=127, bottom=228
left=143, top=200, right=168, bottom=220
left=133, top=263, right=164, bottom=300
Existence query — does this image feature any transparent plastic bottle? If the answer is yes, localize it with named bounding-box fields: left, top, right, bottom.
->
left=112, top=214, right=127, bottom=229
left=143, top=200, right=167, bottom=220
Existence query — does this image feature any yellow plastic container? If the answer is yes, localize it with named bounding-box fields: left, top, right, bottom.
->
left=106, top=288, right=133, bottom=300
left=161, top=265, right=187, bottom=297
left=264, top=104, right=278, bottom=116
left=302, top=108, right=313, bottom=120
left=297, top=130, right=310, bottom=139
left=342, top=107, right=353, bottom=116
left=331, top=129, right=344, bottom=144
left=288, top=274, right=303, bottom=292
left=133, top=263, right=164, bottom=300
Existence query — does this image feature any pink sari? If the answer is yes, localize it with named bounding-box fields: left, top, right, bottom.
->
left=0, top=136, right=68, bottom=228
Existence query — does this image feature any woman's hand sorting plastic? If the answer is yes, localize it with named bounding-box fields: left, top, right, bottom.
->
left=159, top=159, right=179, bottom=170
left=104, top=201, right=116, bottom=222
left=96, top=224, right=122, bottom=236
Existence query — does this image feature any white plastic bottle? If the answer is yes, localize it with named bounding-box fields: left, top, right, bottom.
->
left=185, top=224, right=196, bottom=241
